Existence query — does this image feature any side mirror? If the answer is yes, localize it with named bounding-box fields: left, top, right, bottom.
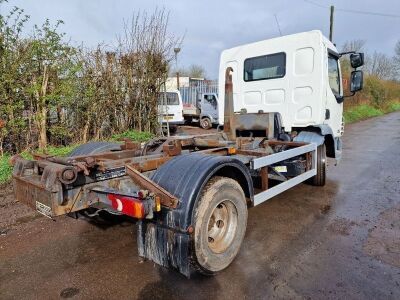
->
left=350, top=70, right=363, bottom=93
left=350, top=53, right=364, bottom=68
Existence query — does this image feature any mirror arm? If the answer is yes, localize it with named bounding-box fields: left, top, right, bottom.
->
left=343, top=92, right=356, bottom=98
left=339, top=51, right=356, bottom=57
left=336, top=92, right=356, bottom=103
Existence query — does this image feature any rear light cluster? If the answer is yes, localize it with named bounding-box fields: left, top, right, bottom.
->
left=107, top=192, right=162, bottom=219
left=107, top=194, right=145, bottom=218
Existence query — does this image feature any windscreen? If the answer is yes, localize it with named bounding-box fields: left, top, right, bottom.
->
left=158, top=92, right=180, bottom=105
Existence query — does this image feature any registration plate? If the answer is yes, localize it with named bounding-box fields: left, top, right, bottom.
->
left=164, top=116, right=173, bottom=120
left=36, top=201, right=52, bottom=218
left=274, top=166, right=287, bottom=173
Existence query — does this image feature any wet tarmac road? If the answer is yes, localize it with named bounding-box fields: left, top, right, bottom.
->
left=1, top=112, right=400, bottom=299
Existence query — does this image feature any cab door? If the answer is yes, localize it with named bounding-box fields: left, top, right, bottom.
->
left=201, top=93, right=218, bottom=122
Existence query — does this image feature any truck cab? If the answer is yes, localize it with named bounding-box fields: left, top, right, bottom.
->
left=182, top=92, right=220, bottom=129
left=199, top=93, right=219, bottom=128
left=218, top=30, right=363, bottom=161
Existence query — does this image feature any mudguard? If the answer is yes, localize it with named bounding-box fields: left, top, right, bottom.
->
left=294, top=131, right=324, bottom=146
left=294, top=129, right=341, bottom=160
left=137, top=153, right=253, bottom=276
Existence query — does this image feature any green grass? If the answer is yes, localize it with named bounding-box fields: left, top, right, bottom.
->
left=37, top=144, right=78, bottom=157
left=110, top=130, right=154, bottom=143
left=0, top=154, right=13, bottom=184
left=344, top=105, right=384, bottom=124
left=387, top=102, right=400, bottom=112
left=19, top=144, right=79, bottom=160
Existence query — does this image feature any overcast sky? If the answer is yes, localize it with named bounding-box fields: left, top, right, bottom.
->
left=2, top=0, right=400, bottom=78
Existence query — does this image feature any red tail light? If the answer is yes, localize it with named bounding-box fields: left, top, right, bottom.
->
left=107, top=194, right=145, bottom=219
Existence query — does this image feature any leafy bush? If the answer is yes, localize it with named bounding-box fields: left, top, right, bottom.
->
left=363, top=77, right=387, bottom=108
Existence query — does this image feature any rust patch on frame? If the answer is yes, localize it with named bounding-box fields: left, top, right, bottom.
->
left=125, top=164, right=178, bottom=208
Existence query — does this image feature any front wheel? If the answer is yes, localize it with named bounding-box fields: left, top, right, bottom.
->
left=308, top=144, right=326, bottom=186
left=200, top=117, right=212, bottom=130
left=192, top=176, right=248, bottom=275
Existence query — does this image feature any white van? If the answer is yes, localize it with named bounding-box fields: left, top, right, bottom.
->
left=158, top=90, right=184, bottom=129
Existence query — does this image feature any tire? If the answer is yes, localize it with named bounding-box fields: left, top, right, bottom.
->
left=192, top=176, right=248, bottom=275
left=308, top=144, right=326, bottom=186
left=200, top=117, right=212, bottom=130
left=69, top=141, right=121, bottom=157
left=169, top=125, right=178, bottom=134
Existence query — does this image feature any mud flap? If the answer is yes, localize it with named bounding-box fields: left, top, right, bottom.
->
left=137, top=220, right=192, bottom=277
left=137, top=153, right=253, bottom=277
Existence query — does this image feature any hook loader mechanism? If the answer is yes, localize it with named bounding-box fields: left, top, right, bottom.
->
left=12, top=66, right=319, bottom=277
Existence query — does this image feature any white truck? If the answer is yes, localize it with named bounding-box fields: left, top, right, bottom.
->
left=12, top=30, right=363, bottom=277
left=183, top=92, right=220, bottom=129
left=158, top=90, right=220, bottom=130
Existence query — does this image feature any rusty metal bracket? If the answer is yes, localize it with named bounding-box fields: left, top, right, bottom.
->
left=125, top=164, right=178, bottom=208
left=162, top=139, right=182, bottom=156
left=121, top=139, right=141, bottom=150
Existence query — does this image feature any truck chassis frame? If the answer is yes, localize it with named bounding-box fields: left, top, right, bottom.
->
left=12, top=68, right=319, bottom=276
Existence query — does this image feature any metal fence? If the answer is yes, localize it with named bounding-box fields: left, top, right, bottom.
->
left=179, top=80, right=219, bottom=105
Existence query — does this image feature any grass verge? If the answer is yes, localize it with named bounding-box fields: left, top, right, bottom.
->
left=344, top=102, right=400, bottom=124
left=0, top=155, right=13, bottom=184
left=343, top=105, right=384, bottom=124
left=387, top=102, right=400, bottom=112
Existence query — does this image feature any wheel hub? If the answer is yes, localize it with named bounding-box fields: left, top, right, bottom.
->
left=207, top=200, right=238, bottom=253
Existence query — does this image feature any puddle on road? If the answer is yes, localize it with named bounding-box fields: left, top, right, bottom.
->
left=327, top=218, right=357, bottom=236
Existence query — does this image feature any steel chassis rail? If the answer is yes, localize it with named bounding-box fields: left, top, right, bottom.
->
left=251, top=143, right=317, bottom=206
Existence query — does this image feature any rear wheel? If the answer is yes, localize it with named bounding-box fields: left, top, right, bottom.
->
left=200, top=117, right=212, bottom=130
left=308, top=144, right=326, bottom=186
left=192, top=176, right=247, bottom=275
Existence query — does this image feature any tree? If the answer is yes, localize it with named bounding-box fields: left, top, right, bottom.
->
left=0, top=4, right=182, bottom=153
left=340, top=40, right=366, bottom=75
left=394, top=41, right=400, bottom=80
left=117, top=8, right=181, bottom=132
left=341, top=40, right=366, bottom=53
left=366, top=51, right=395, bottom=80
left=170, top=64, right=207, bottom=78
left=25, top=19, right=78, bottom=149
left=0, top=2, right=30, bottom=154
left=187, top=64, right=206, bottom=78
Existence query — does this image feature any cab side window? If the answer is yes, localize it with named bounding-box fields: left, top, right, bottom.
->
left=244, top=52, right=286, bottom=82
left=204, top=94, right=217, bottom=109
